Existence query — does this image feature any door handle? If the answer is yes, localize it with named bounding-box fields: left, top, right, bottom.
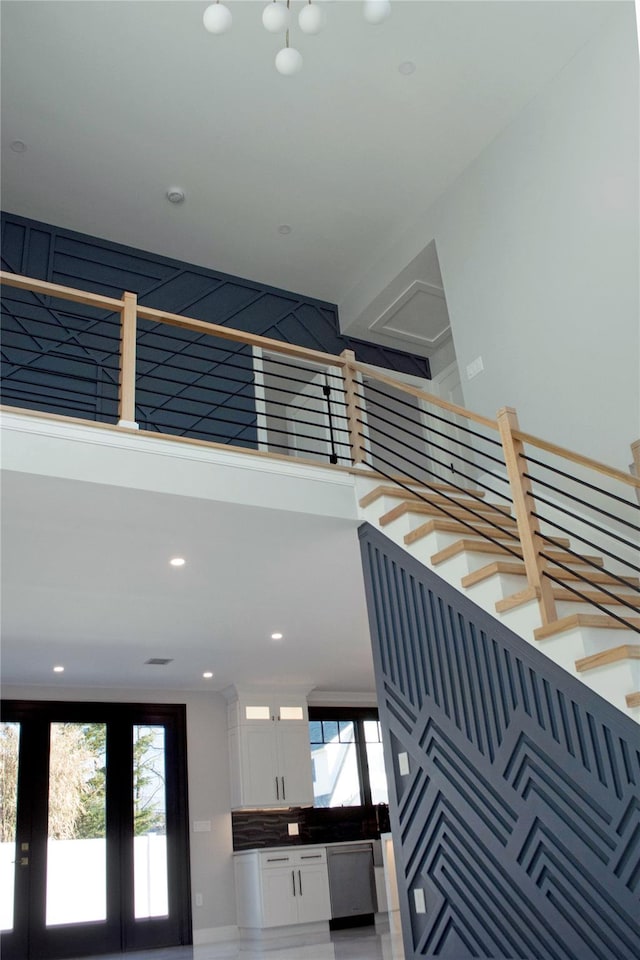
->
left=275, top=777, right=279, bottom=800
left=291, top=870, right=296, bottom=897
left=281, top=776, right=285, bottom=800
left=298, top=869, right=302, bottom=896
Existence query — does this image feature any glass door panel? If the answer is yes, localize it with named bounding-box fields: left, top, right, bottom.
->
left=46, top=723, right=107, bottom=926
left=133, top=725, right=168, bottom=920
left=1, top=701, right=190, bottom=960
left=0, top=722, right=20, bottom=932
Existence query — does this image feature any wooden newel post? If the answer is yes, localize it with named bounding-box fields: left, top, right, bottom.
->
left=340, top=349, right=366, bottom=466
left=118, top=291, right=138, bottom=429
left=497, top=406, right=557, bottom=626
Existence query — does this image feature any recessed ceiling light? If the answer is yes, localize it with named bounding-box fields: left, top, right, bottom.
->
left=10, top=139, right=27, bottom=153
left=203, top=671, right=214, bottom=679
left=53, top=665, right=64, bottom=673
left=277, top=225, right=292, bottom=236
left=170, top=557, right=186, bottom=567
left=398, top=61, right=416, bottom=76
left=271, top=632, right=284, bottom=641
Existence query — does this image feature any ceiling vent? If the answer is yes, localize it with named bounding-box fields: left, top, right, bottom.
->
left=145, top=658, right=174, bottom=666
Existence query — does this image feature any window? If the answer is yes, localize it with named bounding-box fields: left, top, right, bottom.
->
left=309, top=708, right=388, bottom=808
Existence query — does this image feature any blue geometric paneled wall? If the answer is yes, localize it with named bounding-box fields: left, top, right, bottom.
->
left=359, top=523, right=640, bottom=960
left=0, top=212, right=427, bottom=451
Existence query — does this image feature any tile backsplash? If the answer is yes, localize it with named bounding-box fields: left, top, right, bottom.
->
left=232, top=804, right=390, bottom=850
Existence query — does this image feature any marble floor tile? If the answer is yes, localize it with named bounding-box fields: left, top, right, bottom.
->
left=71, top=924, right=405, bottom=960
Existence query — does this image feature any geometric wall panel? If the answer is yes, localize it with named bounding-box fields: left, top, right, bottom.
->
left=359, top=523, right=640, bottom=960
left=1, top=213, right=428, bottom=451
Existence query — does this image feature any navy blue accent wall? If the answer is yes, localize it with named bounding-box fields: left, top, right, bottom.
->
left=1, top=213, right=428, bottom=448
left=358, top=523, right=640, bottom=960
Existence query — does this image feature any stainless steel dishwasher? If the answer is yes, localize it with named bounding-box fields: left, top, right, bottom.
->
left=326, top=843, right=376, bottom=926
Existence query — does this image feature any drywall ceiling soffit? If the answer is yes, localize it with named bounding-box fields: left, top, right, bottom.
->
left=341, top=240, right=450, bottom=360
left=368, top=280, right=450, bottom=352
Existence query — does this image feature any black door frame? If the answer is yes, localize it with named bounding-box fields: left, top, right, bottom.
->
left=1, top=700, right=192, bottom=960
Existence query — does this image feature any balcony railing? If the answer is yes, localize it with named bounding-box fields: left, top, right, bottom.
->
left=2, top=270, right=639, bottom=636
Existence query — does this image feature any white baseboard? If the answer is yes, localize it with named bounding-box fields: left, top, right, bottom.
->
left=193, top=924, right=239, bottom=945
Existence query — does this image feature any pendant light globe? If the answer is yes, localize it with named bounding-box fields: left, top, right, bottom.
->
left=203, top=2, right=232, bottom=34
left=299, top=3, right=325, bottom=35
left=263, top=2, right=291, bottom=34
left=275, top=46, right=303, bottom=75
left=363, top=1, right=391, bottom=26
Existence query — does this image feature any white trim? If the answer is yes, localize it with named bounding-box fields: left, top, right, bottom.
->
left=192, top=924, right=239, bottom=945
left=307, top=689, right=379, bottom=707
left=0, top=411, right=355, bottom=488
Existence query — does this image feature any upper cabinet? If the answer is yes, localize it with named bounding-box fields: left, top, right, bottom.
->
left=227, top=691, right=314, bottom=809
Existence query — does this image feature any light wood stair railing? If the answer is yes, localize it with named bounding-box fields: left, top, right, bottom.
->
left=1, top=271, right=639, bottom=714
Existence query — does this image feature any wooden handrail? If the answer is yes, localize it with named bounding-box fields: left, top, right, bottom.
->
left=0, top=270, right=347, bottom=370
left=349, top=359, right=499, bottom=431
left=0, top=271, right=124, bottom=311
left=512, top=428, right=640, bottom=490
left=136, top=304, right=347, bottom=368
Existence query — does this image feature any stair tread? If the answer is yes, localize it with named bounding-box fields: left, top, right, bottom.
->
left=534, top=614, right=640, bottom=643
left=405, top=519, right=523, bottom=546
left=380, top=500, right=516, bottom=529
left=358, top=483, right=487, bottom=509
left=461, top=560, right=639, bottom=591
left=496, top=586, right=640, bottom=613
left=575, top=642, right=640, bottom=672
left=404, top=517, right=520, bottom=546
left=430, top=538, right=604, bottom=569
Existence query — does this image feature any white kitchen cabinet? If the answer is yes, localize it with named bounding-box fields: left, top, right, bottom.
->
left=235, top=847, right=331, bottom=930
left=227, top=690, right=313, bottom=809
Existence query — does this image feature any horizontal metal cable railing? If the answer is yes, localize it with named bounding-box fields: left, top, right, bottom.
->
left=1, top=270, right=639, bottom=637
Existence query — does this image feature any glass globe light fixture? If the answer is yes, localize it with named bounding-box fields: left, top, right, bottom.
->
left=298, top=2, right=325, bottom=35
left=263, top=1, right=291, bottom=34
left=363, top=0, right=391, bottom=25
left=275, top=46, right=303, bottom=76
left=203, top=2, right=232, bottom=34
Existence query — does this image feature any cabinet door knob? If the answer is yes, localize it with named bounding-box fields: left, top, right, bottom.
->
left=275, top=777, right=279, bottom=800
left=298, top=869, right=302, bottom=896
left=281, top=776, right=286, bottom=800
left=291, top=870, right=296, bottom=897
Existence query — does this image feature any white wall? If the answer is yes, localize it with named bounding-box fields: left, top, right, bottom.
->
left=1, top=685, right=237, bottom=943
left=341, top=6, right=639, bottom=470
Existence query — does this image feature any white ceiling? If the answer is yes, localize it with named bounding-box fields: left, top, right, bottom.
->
left=0, top=1, right=620, bottom=696
left=1, top=470, right=375, bottom=694
left=1, top=0, right=616, bottom=310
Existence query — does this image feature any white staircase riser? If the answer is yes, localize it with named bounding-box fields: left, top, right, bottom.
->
left=535, top=629, right=588, bottom=674
left=579, top=660, right=640, bottom=716
left=406, top=531, right=490, bottom=567
left=463, top=573, right=529, bottom=618
left=496, top=600, right=541, bottom=647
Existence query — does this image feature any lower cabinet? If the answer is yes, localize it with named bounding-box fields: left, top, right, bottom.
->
left=235, top=847, right=331, bottom=929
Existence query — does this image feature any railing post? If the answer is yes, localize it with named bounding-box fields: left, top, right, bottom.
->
left=631, top=440, right=640, bottom=505
left=340, top=349, right=366, bottom=466
left=497, top=406, right=557, bottom=626
left=118, top=291, right=139, bottom=429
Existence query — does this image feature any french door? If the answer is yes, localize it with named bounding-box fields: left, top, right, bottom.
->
left=0, top=701, right=191, bottom=960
